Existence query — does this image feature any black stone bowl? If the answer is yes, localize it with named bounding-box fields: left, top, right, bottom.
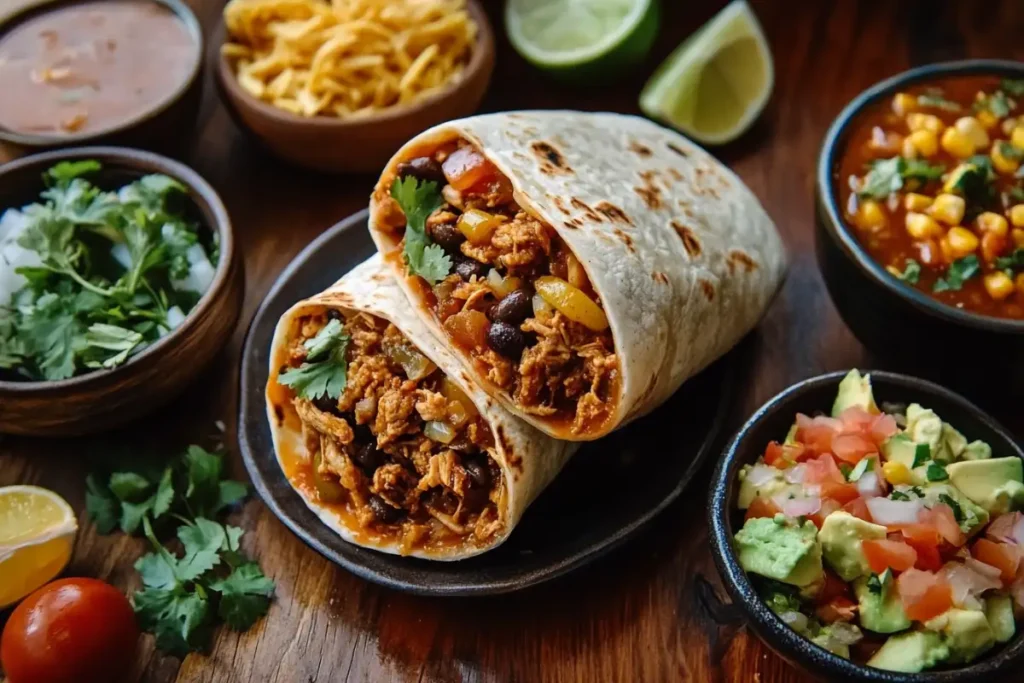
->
left=815, top=60, right=1024, bottom=393
left=708, top=370, right=1024, bottom=682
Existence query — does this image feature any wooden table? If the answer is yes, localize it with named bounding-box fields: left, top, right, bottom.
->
left=3, top=1, right=1023, bottom=681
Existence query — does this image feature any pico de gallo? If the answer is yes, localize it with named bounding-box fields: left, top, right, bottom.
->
left=838, top=75, right=1024, bottom=319
left=734, top=370, right=1024, bottom=672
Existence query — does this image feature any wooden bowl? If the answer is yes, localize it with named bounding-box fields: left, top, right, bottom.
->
left=0, top=147, right=243, bottom=436
left=0, top=0, right=204, bottom=155
left=212, top=0, right=495, bottom=173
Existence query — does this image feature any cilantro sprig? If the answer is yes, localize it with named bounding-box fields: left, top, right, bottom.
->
left=277, top=318, right=350, bottom=401
left=994, top=248, right=1024, bottom=276
left=933, top=255, right=980, bottom=293
left=86, top=444, right=272, bottom=655
left=890, top=258, right=921, bottom=285
left=858, top=157, right=945, bottom=199
left=917, top=90, right=960, bottom=112
left=390, top=176, right=450, bottom=284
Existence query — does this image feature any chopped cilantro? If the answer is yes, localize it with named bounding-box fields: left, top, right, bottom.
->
left=866, top=573, right=883, bottom=594
left=1009, top=186, right=1024, bottom=203
left=912, top=443, right=931, bottom=469
left=926, top=461, right=949, bottom=482
left=910, top=486, right=925, bottom=498
left=390, top=176, right=450, bottom=284
left=892, top=258, right=921, bottom=285
left=975, top=90, right=1013, bottom=118
left=890, top=490, right=911, bottom=501
left=917, top=91, right=960, bottom=112
left=994, top=248, right=1024, bottom=276
left=938, top=493, right=964, bottom=523
left=933, top=255, right=980, bottom=293
left=277, top=319, right=350, bottom=401
left=1002, top=79, right=1024, bottom=97
left=859, top=157, right=944, bottom=199
left=839, top=463, right=853, bottom=479
left=997, top=141, right=1024, bottom=162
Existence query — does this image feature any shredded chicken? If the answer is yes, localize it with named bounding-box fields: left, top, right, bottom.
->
left=295, top=399, right=354, bottom=443
left=491, top=212, right=552, bottom=272
left=415, top=389, right=448, bottom=421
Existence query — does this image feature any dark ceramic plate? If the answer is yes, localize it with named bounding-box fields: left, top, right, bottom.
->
left=709, top=370, right=1024, bottom=682
left=238, top=210, right=733, bottom=596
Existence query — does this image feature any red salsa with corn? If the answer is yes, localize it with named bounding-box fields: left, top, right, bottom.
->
left=836, top=75, right=1024, bottom=319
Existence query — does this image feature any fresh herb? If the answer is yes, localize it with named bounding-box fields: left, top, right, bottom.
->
left=890, top=490, right=911, bottom=501
left=910, top=486, right=925, bottom=498
left=926, top=461, right=949, bottom=482
left=277, top=319, right=350, bottom=401
left=1009, top=186, right=1024, bottom=203
left=917, top=91, right=961, bottom=112
left=390, top=176, right=449, bottom=285
left=866, top=573, right=883, bottom=594
left=965, top=155, right=997, bottom=182
left=839, top=463, right=853, bottom=479
left=912, top=443, right=931, bottom=469
left=903, top=159, right=946, bottom=182
left=892, top=258, right=922, bottom=285
left=0, top=162, right=215, bottom=381
left=938, top=493, right=964, bottom=523
left=87, top=444, right=270, bottom=655
left=933, top=255, right=980, bottom=292
left=760, top=582, right=803, bottom=615
left=859, top=157, right=944, bottom=199
left=997, top=141, right=1024, bottom=162
left=975, top=90, right=1013, bottom=118
left=995, top=248, right=1024, bottom=277
left=1001, top=79, right=1024, bottom=97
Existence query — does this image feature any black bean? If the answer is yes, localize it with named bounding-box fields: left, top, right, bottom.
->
left=448, top=436, right=478, bottom=455
left=326, top=309, right=342, bottom=321
left=464, top=459, right=491, bottom=490
left=487, top=321, right=527, bottom=359
left=313, top=393, right=341, bottom=415
left=430, top=221, right=465, bottom=251
left=396, top=157, right=445, bottom=185
left=453, top=256, right=487, bottom=281
left=368, top=495, right=404, bottom=524
left=490, top=289, right=531, bottom=325
left=351, top=441, right=384, bottom=472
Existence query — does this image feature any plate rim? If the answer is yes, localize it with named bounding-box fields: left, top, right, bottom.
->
left=237, top=210, right=735, bottom=596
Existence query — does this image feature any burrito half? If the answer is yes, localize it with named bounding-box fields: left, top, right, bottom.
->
left=266, top=255, right=575, bottom=559
left=369, top=111, right=786, bottom=441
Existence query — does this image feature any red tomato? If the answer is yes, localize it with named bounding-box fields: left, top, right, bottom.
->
left=783, top=442, right=810, bottom=463
left=920, top=504, right=966, bottom=547
left=868, top=414, right=899, bottom=445
left=763, top=441, right=785, bottom=467
left=897, top=569, right=953, bottom=622
left=830, top=433, right=878, bottom=464
left=0, top=578, right=138, bottom=683
left=746, top=496, right=783, bottom=521
left=842, top=497, right=873, bottom=522
left=795, top=414, right=841, bottom=455
left=809, top=498, right=843, bottom=529
left=837, top=406, right=876, bottom=433
left=441, top=147, right=499, bottom=191
left=815, top=596, right=858, bottom=623
left=973, top=539, right=1021, bottom=584
left=897, top=524, right=944, bottom=571
left=819, top=481, right=861, bottom=505
left=804, top=454, right=846, bottom=485
left=862, top=538, right=918, bottom=573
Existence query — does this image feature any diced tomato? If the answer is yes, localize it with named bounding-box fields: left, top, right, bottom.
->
left=921, top=504, right=966, bottom=547
left=819, top=481, right=861, bottom=505
left=838, top=406, right=876, bottom=433
left=831, top=433, right=879, bottom=464
left=973, top=539, right=1021, bottom=585
left=795, top=414, right=842, bottom=455
left=746, top=496, right=783, bottom=521
left=815, top=595, right=858, bottom=623
left=441, top=147, right=499, bottom=191
left=764, top=441, right=785, bottom=467
left=897, top=524, right=944, bottom=571
left=783, top=442, right=811, bottom=463
left=804, top=454, right=846, bottom=485
left=863, top=538, right=918, bottom=573
left=809, top=498, right=843, bottom=529
left=897, top=568, right=953, bottom=622
left=842, top=497, right=873, bottom=522
left=868, top=413, right=899, bottom=445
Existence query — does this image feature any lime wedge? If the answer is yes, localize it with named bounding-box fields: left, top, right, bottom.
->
left=640, top=0, right=773, bottom=145
left=506, top=0, right=659, bottom=82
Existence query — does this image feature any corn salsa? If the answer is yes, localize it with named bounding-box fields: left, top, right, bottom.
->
left=837, top=75, right=1024, bottom=319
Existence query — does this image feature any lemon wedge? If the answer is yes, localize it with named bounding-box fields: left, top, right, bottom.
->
left=640, top=0, right=773, bottom=145
left=0, top=485, right=78, bottom=608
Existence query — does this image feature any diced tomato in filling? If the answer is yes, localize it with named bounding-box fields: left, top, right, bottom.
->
left=842, top=497, right=873, bottom=522
left=972, top=538, right=1021, bottom=584
left=896, top=524, right=944, bottom=571
left=804, top=454, right=846, bottom=485
left=819, top=481, right=861, bottom=505
left=831, top=433, right=879, bottom=464
left=441, top=147, right=498, bottom=191
left=816, top=595, right=858, bottom=623
left=897, top=569, right=953, bottom=622
left=863, top=538, right=918, bottom=573
left=920, top=504, right=966, bottom=547
left=746, top=496, right=783, bottom=521
left=810, top=498, right=843, bottom=529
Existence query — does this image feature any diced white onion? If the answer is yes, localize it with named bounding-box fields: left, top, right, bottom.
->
left=965, top=557, right=1003, bottom=581
left=829, top=622, right=864, bottom=645
left=856, top=471, right=884, bottom=498
left=779, top=611, right=808, bottom=632
left=941, top=561, right=1002, bottom=609
left=1013, top=515, right=1024, bottom=546
left=171, top=244, right=215, bottom=295
left=747, top=463, right=781, bottom=486
left=158, top=306, right=187, bottom=338
left=783, top=464, right=808, bottom=484
left=865, top=497, right=923, bottom=526
left=774, top=494, right=821, bottom=519
left=0, top=209, right=39, bottom=306
left=424, top=420, right=455, bottom=444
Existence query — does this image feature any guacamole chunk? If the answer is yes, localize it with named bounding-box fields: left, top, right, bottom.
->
left=735, top=516, right=823, bottom=587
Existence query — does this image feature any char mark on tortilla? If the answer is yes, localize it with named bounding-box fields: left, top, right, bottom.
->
left=652, top=271, right=669, bottom=284
left=570, top=197, right=603, bottom=223
left=699, top=279, right=716, bottom=301
left=613, top=228, right=635, bottom=252
left=666, top=142, right=689, bottom=158
left=594, top=200, right=633, bottom=226
left=629, top=140, right=653, bottom=157
left=727, top=249, right=759, bottom=274
left=671, top=221, right=702, bottom=257
left=531, top=140, right=571, bottom=175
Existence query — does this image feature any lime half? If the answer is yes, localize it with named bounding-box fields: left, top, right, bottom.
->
left=506, top=0, right=659, bottom=82
left=640, top=0, right=773, bottom=145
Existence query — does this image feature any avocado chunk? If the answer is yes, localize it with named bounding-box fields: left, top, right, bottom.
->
left=867, top=630, right=950, bottom=673
left=946, top=457, right=1024, bottom=515
left=854, top=572, right=911, bottom=634
left=906, top=404, right=943, bottom=453
left=963, top=440, right=993, bottom=461
left=882, top=434, right=931, bottom=471
left=940, top=423, right=968, bottom=462
left=737, top=465, right=790, bottom=509
left=985, top=594, right=1016, bottom=644
left=818, top=511, right=887, bottom=581
left=734, top=516, right=823, bottom=587
left=919, top=484, right=990, bottom=536
left=832, top=369, right=878, bottom=417
left=924, top=608, right=997, bottom=664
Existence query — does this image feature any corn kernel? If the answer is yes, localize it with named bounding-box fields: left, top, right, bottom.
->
left=907, top=112, right=944, bottom=134
left=992, top=143, right=1021, bottom=175
left=1011, top=205, right=1024, bottom=228
left=984, top=271, right=1015, bottom=300
left=901, top=136, right=918, bottom=159
left=892, top=93, right=917, bottom=117
left=882, top=461, right=913, bottom=486
left=1002, top=117, right=1019, bottom=137
left=941, top=127, right=976, bottom=158
left=904, top=193, right=933, bottom=212
left=928, top=194, right=966, bottom=226
left=906, top=211, right=944, bottom=240
left=1016, top=273, right=1024, bottom=297
left=976, top=211, right=1009, bottom=237
left=981, top=231, right=1009, bottom=263
left=908, top=129, right=939, bottom=158
left=977, top=110, right=999, bottom=130
left=954, top=116, right=990, bottom=150
left=854, top=199, right=887, bottom=230
left=1012, top=126, right=1024, bottom=151
left=1013, top=228, right=1024, bottom=248
left=945, top=227, right=979, bottom=258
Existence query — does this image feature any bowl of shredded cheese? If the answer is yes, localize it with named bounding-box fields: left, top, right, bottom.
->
left=214, top=0, right=495, bottom=173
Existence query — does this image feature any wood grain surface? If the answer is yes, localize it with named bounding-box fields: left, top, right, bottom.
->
left=2, top=1, right=1022, bottom=682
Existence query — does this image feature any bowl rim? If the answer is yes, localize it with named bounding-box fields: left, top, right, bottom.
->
left=0, top=0, right=204, bottom=147
left=708, top=369, right=1024, bottom=682
left=0, top=146, right=235, bottom=393
left=816, top=58, right=1024, bottom=335
left=213, top=0, right=494, bottom=129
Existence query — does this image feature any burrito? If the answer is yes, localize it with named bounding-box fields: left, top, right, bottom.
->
left=369, top=111, right=786, bottom=440
left=266, top=255, right=575, bottom=559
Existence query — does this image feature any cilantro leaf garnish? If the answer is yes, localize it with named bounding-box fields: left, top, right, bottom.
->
left=277, top=319, right=350, bottom=401
left=390, top=176, right=450, bottom=284
left=997, top=141, right=1024, bottom=162
left=917, top=91, right=960, bottom=112
left=1002, top=79, right=1024, bottom=97
left=890, top=490, right=911, bottom=501
left=938, top=493, right=964, bottom=523
left=858, top=157, right=944, bottom=199
left=995, top=248, right=1024, bottom=276
left=891, top=258, right=921, bottom=285
left=912, top=443, right=931, bottom=469
left=903, top=159, right=946, bottom=182
left=926, top=461, right=949, bottom=481
left=933, top=255, right=980, bottom=293
left=866, top=573, right=883, bottom=594
left=209, top=563, right=276, bottom=630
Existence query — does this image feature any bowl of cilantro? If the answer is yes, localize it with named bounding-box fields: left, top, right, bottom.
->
left=0, top=147, right=242, bottom=436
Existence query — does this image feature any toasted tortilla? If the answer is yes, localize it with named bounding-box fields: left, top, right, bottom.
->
left=266, top=255, right=576, bottom=560
left=369, top=111, right=787, bottom=440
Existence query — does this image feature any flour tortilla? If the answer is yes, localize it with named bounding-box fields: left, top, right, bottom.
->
left=369, top=111, right=787, bottom=440
left=266, top=255, right=577, bottom=560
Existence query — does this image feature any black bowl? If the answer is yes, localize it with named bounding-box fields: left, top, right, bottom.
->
left=709, top=370, right=1024, bottom=682
left=815, top=60, right=1024, bottom=392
